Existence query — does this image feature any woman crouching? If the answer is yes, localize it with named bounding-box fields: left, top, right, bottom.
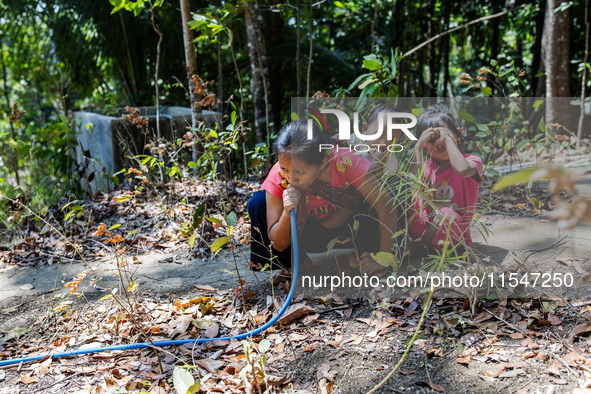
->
left=248, top=119, right=399, bottom=276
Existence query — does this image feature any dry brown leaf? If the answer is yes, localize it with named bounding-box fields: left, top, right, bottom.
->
left=204, top=323, right=219, bottom=338
left=549, top=378, right=568, bottom=385
left=481, top=370, right=504, bottom=378
left=15, top=375, right=37, bottom=385
left=196, top=358, right=225, bottom=374
left=277, top=303, right=315, bottom=325
left=168, top=316, right=192, bottom=338
left=472, top=312, right=492, bottom=323
left=569, top=323, right=591, bottom=342
left=521, top=337, right=539, bottom=350
left=499, top=369, right=525, bottom=378
left=482, top=362, right=528, bottom=378
left=548, top=314, right=563, bottom=326
left=400, top=370, right=416, bottom=375
left=194, top=284, right=216, bottom=291
left=404, top=301, right=419, bottom=317
left=456, top=356, right=471, bottom=365
left=316, top=363, right=331, bottom=381
left=427, top=347, right=443, bottom=358
left=318, top=377, right=334, bottom=394
left=547, top=361, right=562, bottom=376
left=267, top=374, right=290, bottom=387
left=192, top=318, right=214, bottom=329
left=425, top=382, right=444, bottom=392
left=562, top=351, right=586, bottom=366
left=274, top=342, right=285, bottom=354
left=509, top=332, right=525, bottom=339
left=537, top=352, right=550, bottom=362
left=288, top=333, right=308, bottom=342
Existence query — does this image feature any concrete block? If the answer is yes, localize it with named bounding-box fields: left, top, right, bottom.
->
left=74, top=106, right=221, bottom=193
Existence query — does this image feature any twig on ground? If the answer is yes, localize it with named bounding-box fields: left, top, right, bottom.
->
left=32, top=372, right=82, bottom=393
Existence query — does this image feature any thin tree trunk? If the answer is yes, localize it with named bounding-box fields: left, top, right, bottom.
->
left=0, top=49, right=20, bottom=186
left=578, top=0, right=590, bottom=149
left=543, top=0, right=571, bottom=131
left=180, top=0, right=202, bottom=167
left=427, top=1, right=437, bottom=96
left=490, top=0, right=500, bottom=96
left=296, top=0, right=301, bottom=97
left=119, top=11, right=137, bottom=101
left=245, top=1, right=272, bottom=145
left=371, top=0, right=378, bottom=53
left=150, top=6, right=164, bottom=182
left=393, top=0, right=405, bottom=94
left=441, top=1, right=451, bottom=95
left=530, top=1, right=546, bottom=97
left=270, top=0, right=284, bottom=134
left=217, top=39, right=223, bottom=113
left=306, top=1, right=313, bottom=105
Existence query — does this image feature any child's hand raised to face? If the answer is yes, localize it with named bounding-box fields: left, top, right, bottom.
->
left=416, top=127, right=440, bottom=153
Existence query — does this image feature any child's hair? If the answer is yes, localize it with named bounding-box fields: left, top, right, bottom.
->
left=415, top=104, right=462, bottom=139
left=366, top=103, right=400, bottom=126
left=274, top=119, right=332, bottom=166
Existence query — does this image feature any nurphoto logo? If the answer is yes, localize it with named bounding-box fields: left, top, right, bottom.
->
left=305, top=108, right=417, bottom=152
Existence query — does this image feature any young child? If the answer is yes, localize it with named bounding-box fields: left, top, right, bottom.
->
left=408, top=104, right=482, bottom=252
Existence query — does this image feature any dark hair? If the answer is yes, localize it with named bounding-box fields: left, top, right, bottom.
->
left=366, top=103, right=400, bottom=126
left=274, top=119, right=332, bottom=165
left=415, top=104, right=461, bottom=139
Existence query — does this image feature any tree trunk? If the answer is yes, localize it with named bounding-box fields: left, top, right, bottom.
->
left=577, top=0, right=590, bottom=148
left=530, top=1, right=546, bottom=97
left=180, top=0, right=202, bottom=164
left=245, top=1, right=272, bottom=144
left=427, top=1, right=437, bottom=97
left=371, top=0, right=378, bottom=53
left=393, top=0, right=406, bottom=94
left=489, top=0, right=500, bottom=96
left=306, top=1, right=314, bottom=104
left=543, top=0, right=571, bottom=129
left=0, top=48, right=20, bottom=186
left=269, top=0, right=284, bottom=133
left=441, top=0, right=451, bottom=95
left=217, top=38, right=223, bottom=113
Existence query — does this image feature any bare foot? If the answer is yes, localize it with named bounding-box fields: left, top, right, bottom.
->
left=349, top=254, right=360, bottom=269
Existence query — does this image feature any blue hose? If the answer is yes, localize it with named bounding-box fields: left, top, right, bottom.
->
left=0, top=210, right=299, bottom=367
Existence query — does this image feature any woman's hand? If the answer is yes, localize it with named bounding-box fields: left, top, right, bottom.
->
left=358, top=252, right=389, bottom=277
left=282, top=185, right=301, bottom=215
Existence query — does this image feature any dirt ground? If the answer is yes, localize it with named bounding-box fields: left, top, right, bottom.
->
left=2, top=174, right=591, bottom=393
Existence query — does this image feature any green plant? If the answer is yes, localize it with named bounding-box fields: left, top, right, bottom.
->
left=342, top=47, right=402, bottom=110
left=239, top=339, right=272, bottom=392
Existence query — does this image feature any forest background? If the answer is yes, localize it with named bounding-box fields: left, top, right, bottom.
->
left=0, top=0, right=585, bottom=215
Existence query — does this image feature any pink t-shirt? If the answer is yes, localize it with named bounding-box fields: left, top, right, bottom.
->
left=262, top=151, right=372, bottom=221
left=418, top=154, right=483, bottom=245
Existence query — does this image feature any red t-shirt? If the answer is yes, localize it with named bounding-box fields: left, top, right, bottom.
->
left=262, top=151, right=372, bottom=221
left=421, top=154, right=483, bottom=244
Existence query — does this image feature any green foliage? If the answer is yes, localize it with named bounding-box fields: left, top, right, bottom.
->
left=342, top=48, right=401, bottom=109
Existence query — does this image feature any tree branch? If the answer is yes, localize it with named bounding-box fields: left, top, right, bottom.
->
left=403, top=4, right=527, bottom=59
